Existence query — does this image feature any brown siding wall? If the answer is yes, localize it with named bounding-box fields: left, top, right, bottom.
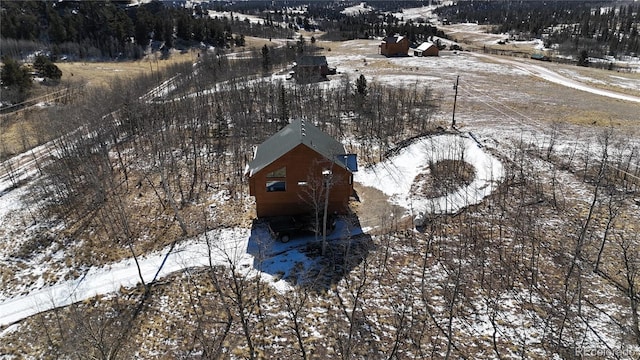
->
left=423, top=46, right=439, bottom=56
left=249, top=144, right=353, bottom=218
left=295, top=64, right=329, bottom=81
left=380, top=39, right=409, bottom=56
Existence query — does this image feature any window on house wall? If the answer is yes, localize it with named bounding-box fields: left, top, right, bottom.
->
left=267, top=167, right=286, bottom=178
left=266, top=167, right=286, bottom=192
left=266, top=181, right=286, bottom=192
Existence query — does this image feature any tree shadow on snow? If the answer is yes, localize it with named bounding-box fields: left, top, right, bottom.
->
left=247, top=214, right=373, bottom=290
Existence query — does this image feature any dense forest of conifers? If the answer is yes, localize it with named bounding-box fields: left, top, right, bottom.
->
left=3, top=0, right=637, bottom=62
left=435, top=1, right=640, bottom=57
left=0, top=0, right=445, bottom=62
left=0, top=1, right=296, bottom=61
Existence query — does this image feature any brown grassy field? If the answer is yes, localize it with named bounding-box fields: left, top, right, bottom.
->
left=3, top=31, right=638, bottom=160
left=0, top=37, right=296, bottom=159
left=55, top=52, right=196, bottom=88
left=0, top=51, right=197, bottom=159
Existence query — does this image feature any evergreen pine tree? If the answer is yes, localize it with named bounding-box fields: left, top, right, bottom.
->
left=356, top=74, right=367, bottom=97
left=261, top=44, right=271, bottom=72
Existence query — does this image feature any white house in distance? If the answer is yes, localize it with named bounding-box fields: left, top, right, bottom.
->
left=413, top=42, right=439, bottom=57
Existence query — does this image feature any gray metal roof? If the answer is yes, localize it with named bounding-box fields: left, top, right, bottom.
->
left=247, top=119, right=349, bottom=177
left=296, top=55, right=328, bottom=67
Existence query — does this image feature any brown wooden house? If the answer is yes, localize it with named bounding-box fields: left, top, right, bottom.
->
left=246, top=119, right=357, bottom=218
left=379, top=35, right=409, bottom=57
left=294, top=55, right=330, bottom=82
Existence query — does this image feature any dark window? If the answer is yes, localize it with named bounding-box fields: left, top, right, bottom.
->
left=266, top=181, right=286, bottom=192
left=266, top=167, right=286, bottom=178
left=266, top=167, right=286, bottom=192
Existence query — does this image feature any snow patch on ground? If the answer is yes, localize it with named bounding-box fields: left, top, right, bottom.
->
left=556, top=69, right=640, bottom=92
left=0, top=228, right=250, bottom=327
left=389, top=3, right=446, bottom=23
left=0, top=217, right=367, bottom=327
left=0, top=187, right=31, bottom=257
left=355, top=133, right=504, bottom=215
left=342, top=2, right=373, bottom=16
left=207, top=10, right=265, bottom=25
left=472, top=53, right=640, bottom=103
left=327, top=50, right=529, bottom=84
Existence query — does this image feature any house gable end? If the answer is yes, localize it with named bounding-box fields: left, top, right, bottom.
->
left=247, top=119, right=349, bottom=177
left=247, top=120, right=356, bottom=218
left=250, top=144, right=354, bottom=217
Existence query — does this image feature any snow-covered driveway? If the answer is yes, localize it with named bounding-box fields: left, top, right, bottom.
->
left=0, top=228, right=251, bottom=327
left=355, top=133, right=504, bottom=215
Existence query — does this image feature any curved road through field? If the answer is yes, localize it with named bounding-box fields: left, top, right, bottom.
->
left=472, top=52, right=640, bottom=104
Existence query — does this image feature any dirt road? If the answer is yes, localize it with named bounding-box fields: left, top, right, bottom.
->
left=473, top=53, right=640, bottom=103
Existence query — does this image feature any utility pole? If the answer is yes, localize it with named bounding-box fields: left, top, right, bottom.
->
left=452, top=75, right=459, bottom=128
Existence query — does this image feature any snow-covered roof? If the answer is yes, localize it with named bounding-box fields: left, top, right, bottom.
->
left=384, top=35, right=405, bottom=44
left=246, top=119, right=349, bottom=177
left=416, top=42, right=436, bottom=51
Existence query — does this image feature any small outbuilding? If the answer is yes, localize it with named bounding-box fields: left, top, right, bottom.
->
left=379, top=35, right=409, bottom=57
left=246, top=119, right=357, bottom=218
left=294, top=55, right=331, bottom=82
left=413, top=42, right=439, bottom=57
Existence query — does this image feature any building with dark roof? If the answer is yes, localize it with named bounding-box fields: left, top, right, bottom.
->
left=380, top=35, right=410, bottom=57
left=294, top=55, right=331, bottom=82
left=246, top=119, right=357, bottom=218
